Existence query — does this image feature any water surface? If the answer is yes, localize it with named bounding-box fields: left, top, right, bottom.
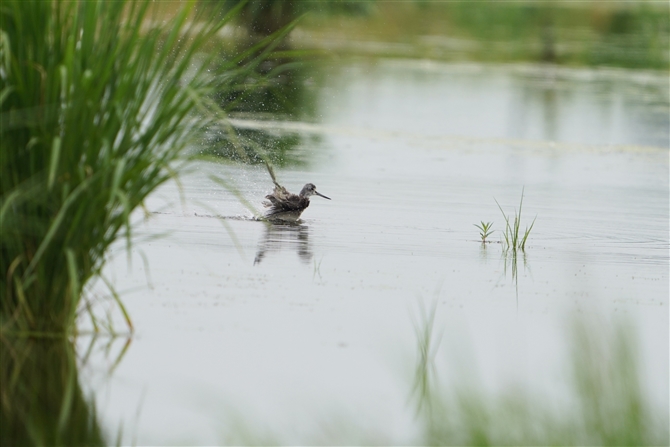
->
left=87, top=60, right=668, bottom=444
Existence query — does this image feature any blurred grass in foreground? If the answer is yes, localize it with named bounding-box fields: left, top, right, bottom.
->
left=296, top=1, right=669, bottom=69
left=411, top=311, right=667, bottom=446
left=217, top=315, right=667, bottom=445
left=0, top=315, right=666, bottom=445
left=0, top=0, right=288, bottom=335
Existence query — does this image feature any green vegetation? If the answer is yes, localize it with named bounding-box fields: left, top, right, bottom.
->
left=0, top=0, right=284, bottom=335
left=496, top=189, right=536, bottom=253
left=473, top=221, right=494, bottom=244
left=210, top=0, right=374, bottom=36
left=412, top=314, right=667, bottom=446
left=0, top=337, right=106, bottom=446
left=297, top=1, right=669, bottom=69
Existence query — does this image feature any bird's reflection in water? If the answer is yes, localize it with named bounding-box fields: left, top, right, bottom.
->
left=254, top=222, right=312, bottom=265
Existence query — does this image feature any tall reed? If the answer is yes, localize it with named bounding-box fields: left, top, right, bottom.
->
left=0, top=0, right=279, bottom=335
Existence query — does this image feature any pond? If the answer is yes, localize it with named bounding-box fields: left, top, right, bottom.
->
left=84, top=59, right=667, bottom=444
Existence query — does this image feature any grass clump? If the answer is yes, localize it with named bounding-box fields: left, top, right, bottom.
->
left=495, top=188, right=536, bottom=253
left=0, top=0, right=276, bottom=335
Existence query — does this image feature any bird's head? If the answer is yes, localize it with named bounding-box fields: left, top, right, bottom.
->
left=299, top=183, right=331, bottom=200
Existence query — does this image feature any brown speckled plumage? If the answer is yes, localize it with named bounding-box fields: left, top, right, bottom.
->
left=262, top=164, right=330, bottom=221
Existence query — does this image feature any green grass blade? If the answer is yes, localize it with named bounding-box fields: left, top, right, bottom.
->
left=56, top=348, right=77, bottom=432
left=521, top=215, right=537, bottom=250
left=47, top=137, right=62, bottom=190
left=64, top=248, right=80, bottom=323
left=100, top=275, right=133, bottom=334
left=23, top=176, right=94, bottom=277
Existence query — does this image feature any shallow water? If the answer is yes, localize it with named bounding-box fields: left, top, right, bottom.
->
left=85, top=60, right=668, bottom=444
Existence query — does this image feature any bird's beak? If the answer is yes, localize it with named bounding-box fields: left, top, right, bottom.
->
left=315, top=191, right=331, bottom=200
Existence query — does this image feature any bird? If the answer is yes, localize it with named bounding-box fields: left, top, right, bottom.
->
left=262, top=163, right=331, bottom=222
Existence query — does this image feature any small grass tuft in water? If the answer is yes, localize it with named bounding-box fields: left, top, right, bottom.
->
left=495, top=188, right=536, bottom=253
left=473, top=221, right=494, bottom=244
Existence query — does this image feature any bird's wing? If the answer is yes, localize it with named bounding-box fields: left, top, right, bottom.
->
left=265, top=195, right=309, bottom=215
left=265, top=161, right=282, bottom=189
left=263, top=185, right=291, bottom=207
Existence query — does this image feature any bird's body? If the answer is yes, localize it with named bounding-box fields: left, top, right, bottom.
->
left=263, top=183, right=330, bottom=222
